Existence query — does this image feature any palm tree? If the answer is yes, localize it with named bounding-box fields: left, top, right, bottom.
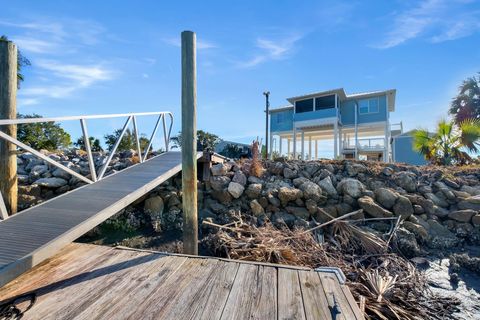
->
left=0, top=35, right=31, bottom=88
left=413, top=119, right=480, bottom=165
left=449, top=73, right=480, bottom=124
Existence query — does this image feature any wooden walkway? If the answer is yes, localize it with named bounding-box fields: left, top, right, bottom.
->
left=0, top=152, right=202, bottom=288
left=0, top=243, right=363, bottom=320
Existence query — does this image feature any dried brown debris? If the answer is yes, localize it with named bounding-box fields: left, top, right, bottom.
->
left=202, top=213, right=461, bottom=320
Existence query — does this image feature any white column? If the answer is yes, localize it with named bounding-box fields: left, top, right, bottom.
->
left=301, top=131, right=305, bottom=160
left=308, top=135, right=312, bottom=160
left=293, top=127, right=297, bottom=159
left=315, top=140, right=318, bottom=160
left=279, top=137, right=283, bottom=156
left=287, top=139, right=291, bottom=159
left=384, top=121, right=389, bottom=163
left=354, top=102, right=359, bottom=160
left=338, top=125, right=343, bottom=159
left=269, top=132, right=273, bottom=159
left=333, top=122, right=338, bottom=159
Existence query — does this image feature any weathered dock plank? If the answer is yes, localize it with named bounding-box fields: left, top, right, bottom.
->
left=0, top=243, right=363, bottom=320
left=0, top=151, right=202, bottom=287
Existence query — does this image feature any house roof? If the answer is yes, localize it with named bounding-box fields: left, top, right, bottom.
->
left=269, top=104, right=294, bottom=112
left=276, top=88, right=396, bottom=112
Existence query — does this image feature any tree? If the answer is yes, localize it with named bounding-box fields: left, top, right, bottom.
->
left=17, top=113, right=72, bottom=150
left=449, top=73, right=480, bottom=124
left=0, top=35, right=31, bottom=89
left=413, top=119, right=480, bottom=165
left=170, top=130, right=221, bottom=151
left=74, top=136, right=103, bottom=152
left=104, top=129, right=150, bottom=152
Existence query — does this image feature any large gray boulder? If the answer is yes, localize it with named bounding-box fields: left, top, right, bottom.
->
left=144, top=196, right=164, bottom=215
left=345, top=162, right=367, bottom=177
left=393, top=171, right=417, bottom=192
left=227, top=182, right=244, bottom=199
left=392, top=195, right=414, bottom=219
left=337, top=178, right=365, bottom=198
left=299, top=181, right=325, bottom=203
left=374, top=188, right=398, bottom=209
left=245, top=183, right=262, bottom=199
left=458, top=195, right=480, bottom=211
left=358, top=196, right=393, bottom=218
left=52, top=168, right=71, bottom=180
left=211, top=163, right=228, bottom=176
left=232, top=170, right=247, bottom=186
left=283, top=167, right=298, bottom=179
left=317, top=176, right=337, bottom=197
left=34, top=177, right=68, bottom=188
left=448, top=209, right=476, bottom=223
left=209, top=175, right=231, bottom=191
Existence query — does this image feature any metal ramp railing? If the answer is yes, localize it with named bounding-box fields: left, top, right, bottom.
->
left=0, top=111, right=174, bottom=220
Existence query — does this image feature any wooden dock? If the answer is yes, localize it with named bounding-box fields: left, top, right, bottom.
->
left=0, top=151, right=202, bottom=288
left=0, top=243, right=363, bottom=319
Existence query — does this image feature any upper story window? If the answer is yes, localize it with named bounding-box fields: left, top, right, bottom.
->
left=359, top=97, right=380, bottom=114
left=295, top=98, right=314, bottom=113
left=315, top=95, right=335, bottom=110
left=276, top=113, right=283, bottom=123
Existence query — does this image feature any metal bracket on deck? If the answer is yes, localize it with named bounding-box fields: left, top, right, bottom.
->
left=315, top=267, right=347, bottom=285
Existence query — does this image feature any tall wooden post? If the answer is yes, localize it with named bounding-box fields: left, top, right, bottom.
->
left=0, top=40, right=17, bottom=216
left=181, top=31, right=198, bottom=255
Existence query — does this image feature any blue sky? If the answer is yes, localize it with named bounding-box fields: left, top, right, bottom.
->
left=1, top=0, right=480, bottom=155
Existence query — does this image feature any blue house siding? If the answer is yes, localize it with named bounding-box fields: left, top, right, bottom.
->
left=270, top=109, right=293, bottom=132
left=293, top=108, right=336, bottom=122
left=340, top=95, right=388, bottom=125
left=340, top=100, right=356, bottom=125
left=393, top=136, right=427, bottom=165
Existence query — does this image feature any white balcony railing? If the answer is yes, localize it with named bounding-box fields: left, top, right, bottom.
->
left=343, top=138, right=385, bottom=150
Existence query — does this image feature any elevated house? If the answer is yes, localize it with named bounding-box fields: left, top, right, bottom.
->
left=269, top=88, right=407, bottom=162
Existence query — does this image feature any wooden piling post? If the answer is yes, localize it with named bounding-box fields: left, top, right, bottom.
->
left=0, top=40, right=18, bottom=216
left=181, top=31, right=198, bottom=255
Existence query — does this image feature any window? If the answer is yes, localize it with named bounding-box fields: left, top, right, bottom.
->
left=359, top=97, right=380, bottom=114
left=295, top=98, right=314, bottom=113
left=315, top=95, right=335, bottom=110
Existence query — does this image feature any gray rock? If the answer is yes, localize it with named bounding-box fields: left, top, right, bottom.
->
left=403, top=221, right=429, bottom=244
left=299, top=181, right=325, bottom=203
left=448, top=209, right=476, bottom=222
left=248, top=176, right=263, bottom=184
left=211, top=163, right=228, bottom=176
left=472, top=214, right=480, bottom=226
left=374, top=188, right=398, bottom=209
left=245, top=183, right=262, bottom=199
left=227, top=182, right=244, bottom=199
left=424, top=192, right=449, bottom=208
left=52, top=168, right=71, bottom=180
left=392, top=195, right=414, bottom=219
left=30, top=164, right=49, bottom=177
left=209, top=175, right=231, bottom=191
left=33, top=177, right=68, bottom=188
left=271, top=212, right=296, bottom=228
left=250, top=199, right=264, bottom=216
left=458, top=195, right=480, bottom=211
left=283, top=167, right=298, bottom=179
left=460, top=185, right=480, bottom=196
left=358, top=196, right=393, bottom=218
left=232, top=171, right=247, bottom=186
left=211, top=189, right=233, bottom=204
left=337, top=178, right=365, bottom=198
left=317, top=176, right=337, bottom=197
left=285, top=206, right=310, bottom=220
left=144, top=196, right=164, bottom=216
left=267, top=194, right=281, bottom=207
left=393, top=171, right=417, bottom=192
left=278, top=187, right=302, bottom=206
left=345, top=162, right=367, bottom=176
left=17, top=175, right=29, bottom=184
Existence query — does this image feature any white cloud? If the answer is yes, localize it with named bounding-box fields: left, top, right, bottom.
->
left=20, top=61, right=115, bottom=100
left=0, top=18, right=106, bottom=53
left=375, top=0, right=480, bottom=49
left=238, top=34, right=303, bottom=68
left=17, top=98, right=40, bottom=106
